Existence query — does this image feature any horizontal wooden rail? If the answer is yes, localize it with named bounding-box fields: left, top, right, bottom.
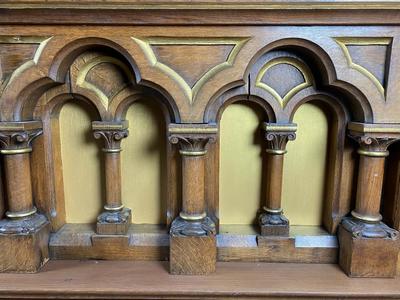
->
left=0, top=260, right=399, bottom=299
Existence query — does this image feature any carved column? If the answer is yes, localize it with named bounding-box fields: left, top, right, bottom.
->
left=168, top=124, right=217, bottom=275
left=92, top=121, right=131, bottom=235
left=0, top=121, right=50, bottom=272
left=258, top=123, right=297, bottom=237
left=338, top=122, right=400, bottom=278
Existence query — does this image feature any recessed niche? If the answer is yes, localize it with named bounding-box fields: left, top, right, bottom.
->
left=282, top=102, right=329, bottom=226
left=122, top=100, right=167, bottom=225
left=60, top=101, right=102, bottom=223
left=219, top=102, right=264, bottom=225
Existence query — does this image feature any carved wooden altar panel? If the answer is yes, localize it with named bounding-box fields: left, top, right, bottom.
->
left=0, top=1, right=400, bottom=284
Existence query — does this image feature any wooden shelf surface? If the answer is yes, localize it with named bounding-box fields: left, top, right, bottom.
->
left=2, top=0, right=400, bottom=10
left=0, top=260, right=399, bottom=299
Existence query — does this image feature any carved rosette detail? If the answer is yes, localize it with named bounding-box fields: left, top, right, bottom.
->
left=93, top=129, right=129, bottom=151
left=0, top=129, right=42, bottom=152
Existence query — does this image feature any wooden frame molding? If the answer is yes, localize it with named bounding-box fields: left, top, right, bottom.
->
left=0, top=1, right=400, bottom=285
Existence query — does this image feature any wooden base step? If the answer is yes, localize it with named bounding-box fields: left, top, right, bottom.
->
left=0, top=260, right=398, bottom=299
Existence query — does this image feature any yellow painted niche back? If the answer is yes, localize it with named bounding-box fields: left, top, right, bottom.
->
left=60, top=101, right=328, bottom=226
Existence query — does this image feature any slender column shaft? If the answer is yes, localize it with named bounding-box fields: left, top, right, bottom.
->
left=168, top=124, right=217, bottom=235
left=4, top=153, right=34, bottom=215
left=104, top=152, right=122, bottom=210
left=258, top=123, right=296, bottom=236
left=353, top=155, right=385, bottom=221
left=92, top=121, right=130, bottom=235
left=168, top=124, right=218, bottom=275
left=0, top=121, right=49, bottom=273
left=264, top=153, right=284, bottom=211
left=0, top=121, right=42, bottom=219
left=181, top=154, right=205, bottom=216
left=341, top=123, right=400, bottom=238
left=92, top=121, right=128, bottom=212
left=338, top=122, right=400, bottom=278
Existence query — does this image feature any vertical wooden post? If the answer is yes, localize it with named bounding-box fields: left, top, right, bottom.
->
left=0, top=121, right=50, bottom=272
left=338, top=122, right=400, bottom=278
left=168, top=124, right=217, bottom=275
left=92, top=121, right=131, bottom=235
left=258, top=123, right=297, bottom=236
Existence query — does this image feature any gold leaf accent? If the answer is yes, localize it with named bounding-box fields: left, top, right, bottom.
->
left=255, top=57, right=314, bottom=108
left=132, top=37, right=249, bottom=104
left=335, top=37, right=392, bottom=97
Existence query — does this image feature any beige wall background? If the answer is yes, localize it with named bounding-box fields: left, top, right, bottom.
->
left=60, top=100, right=328, bottom=226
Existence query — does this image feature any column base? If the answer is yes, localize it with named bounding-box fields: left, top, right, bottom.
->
left=96, top=207, right=131, bottom=235
left=259, top=211, right=289, bottom=236
left=0, top=213, right=50, bottom=273
left=338, top=217, right=399, bottom=278
left=169, top=216, right=216, bottom=275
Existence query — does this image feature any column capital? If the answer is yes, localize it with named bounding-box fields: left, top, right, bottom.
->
left=168, top=124, right=218, bottom=156
left=92, top=120, right=129, bottom=153
left=348, top=122, right=400, bottom=157
left=262, top=122, right=297, bottom=154
left=0, top=121, right=42, bottom=155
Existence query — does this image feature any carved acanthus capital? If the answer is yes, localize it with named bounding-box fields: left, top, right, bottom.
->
left=348, top=122, right=400, bottom=157
left=92, top=121, right=129, bottom=152
left=168, top=124, right=218, bottom=155
left=349, top=135, right=397, bottom=156
left=262, top=123, right=297, bottom=154
left=0, top=121, right=42, bottom=154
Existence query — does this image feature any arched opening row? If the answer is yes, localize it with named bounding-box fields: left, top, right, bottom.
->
left=55, top=97, right=357, bottom=237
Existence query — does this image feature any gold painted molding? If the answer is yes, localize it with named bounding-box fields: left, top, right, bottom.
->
left=335, top=37, right=392, bottom=97
left=92, top=120, right=129, bottom=131
left=169, top=123, right=218, bottom=135
left=348, top=122, right=400, bottom=134
left=1, top=36, right=52, bottom=86
left=0, top=120, right=42, bottom=131
left=132, top=37, right=249, bottom=105
left=262, top=122, right=297, bottom=132
left=255, top=57, right=314, bottom=108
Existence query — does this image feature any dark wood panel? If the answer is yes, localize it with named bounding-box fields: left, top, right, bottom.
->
left=2, top=8, right=400, bottom=25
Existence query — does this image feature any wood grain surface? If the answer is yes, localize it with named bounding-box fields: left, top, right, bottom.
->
left=0, top=260, right=398, bottom=299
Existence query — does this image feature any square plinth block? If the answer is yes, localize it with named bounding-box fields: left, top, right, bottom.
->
left=338, top=226, right=399, bottom=278
left=0, top=222, right=50, bottom=273
left=96, top=208, right=131, bottom=235
left=260, top=224, right=289, bottom=237
left=170, top=234, right=216, bottom=275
